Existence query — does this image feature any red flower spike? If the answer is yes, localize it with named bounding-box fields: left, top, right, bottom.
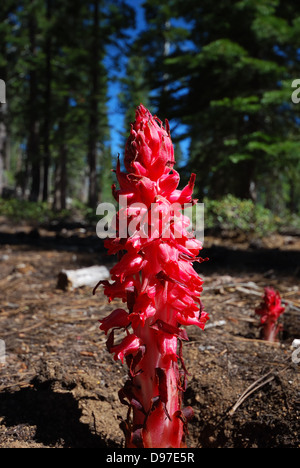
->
left=255, top=287, right=286, bottom=342
left=97, top=104, right=208, bottom=448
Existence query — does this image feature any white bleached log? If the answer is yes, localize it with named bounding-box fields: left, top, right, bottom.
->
left=57, top=265, right=110, bottom=290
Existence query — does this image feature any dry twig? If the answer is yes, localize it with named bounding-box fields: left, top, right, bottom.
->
left=228, top=371, right=275, bottom=416
left=228, top=361, right=292, bottom=416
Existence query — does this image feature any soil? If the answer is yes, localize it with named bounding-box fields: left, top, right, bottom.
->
left=0, top=218, right=299, bottom=448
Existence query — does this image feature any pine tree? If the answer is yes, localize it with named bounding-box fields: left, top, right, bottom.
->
left=175, top=0, right=300, bottom=206
left=80, top=0, right=136, bottom=208
left=1, top=0, right=136, bottom=211
left=138, top=0, right=300, bottom=212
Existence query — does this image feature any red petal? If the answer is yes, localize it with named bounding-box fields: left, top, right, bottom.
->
left=99, top=308, right=129, bottom=334
left=110, top=334, right=142, bottom=363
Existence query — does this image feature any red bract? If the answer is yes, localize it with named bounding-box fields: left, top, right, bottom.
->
left=96, top=104, right=208, bottom=448
left=255, top=287, right=285, bottom=342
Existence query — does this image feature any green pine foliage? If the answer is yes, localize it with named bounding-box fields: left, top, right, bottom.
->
left=0, top=0, right=135, bottom=210
left=135, top=0, right=300, bottom=217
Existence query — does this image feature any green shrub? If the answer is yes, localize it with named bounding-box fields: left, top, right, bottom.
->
left=203, top=194, right=279, bottom=237
left=0, top=198, right=71, bottom=224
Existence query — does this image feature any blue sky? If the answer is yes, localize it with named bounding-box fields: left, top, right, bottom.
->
left=106, top=0, right=146, bottom=158
left=106, top=0, right=190, bottom=164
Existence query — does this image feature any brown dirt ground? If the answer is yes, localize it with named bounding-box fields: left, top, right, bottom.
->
left=0, top=219, right=299, bottom=448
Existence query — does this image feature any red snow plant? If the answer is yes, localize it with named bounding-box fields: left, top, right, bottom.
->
left=255, top=287, right=285, bottom=342
left=95, top=104, right=208, bottom=448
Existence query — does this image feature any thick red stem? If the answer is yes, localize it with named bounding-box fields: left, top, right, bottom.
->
left=129, top=284, right=184, bottom=447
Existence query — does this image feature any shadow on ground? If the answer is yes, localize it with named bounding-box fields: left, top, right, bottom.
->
left=0, top=379, right=112, bottom=448
left=1, top=228, right=300, bottom=275
left=201, top=244, right=300, bottom=274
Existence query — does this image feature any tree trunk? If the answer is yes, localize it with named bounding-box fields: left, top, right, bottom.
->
left=28, top=6, right=40, bottom=202
left=0, top=32, right=8, bottom=197
left=59, top=140, right=67, bottom=210
left=52, top=149, right=67, bottom=211
left=53, top=143, right=67, bottom=211
left=0, top=125, right=4, bottom=197
left=42, top=0, right=52, bottom=203
left=53, top=99, right=68, bottom=211
left=87, top=0, right=100, bottom=208
left=0, top=104, right=7, bottom=197
left=52, top=161, right=60, bottom=210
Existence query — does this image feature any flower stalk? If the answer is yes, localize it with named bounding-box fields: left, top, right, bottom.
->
left=95, top=104, right=208, bottom=448
left=255, top=287, right=285, bottom=342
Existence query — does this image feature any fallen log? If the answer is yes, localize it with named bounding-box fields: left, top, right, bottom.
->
left=57, top=265, right=110, bottom=291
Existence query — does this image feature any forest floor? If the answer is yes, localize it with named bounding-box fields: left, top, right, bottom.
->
left=0, top=217, right=299, bottom=448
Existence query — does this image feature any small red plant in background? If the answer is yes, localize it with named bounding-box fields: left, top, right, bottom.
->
left=95, top=104, right=208, bottom=448
left=255, top=287, right=285, bottom=342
